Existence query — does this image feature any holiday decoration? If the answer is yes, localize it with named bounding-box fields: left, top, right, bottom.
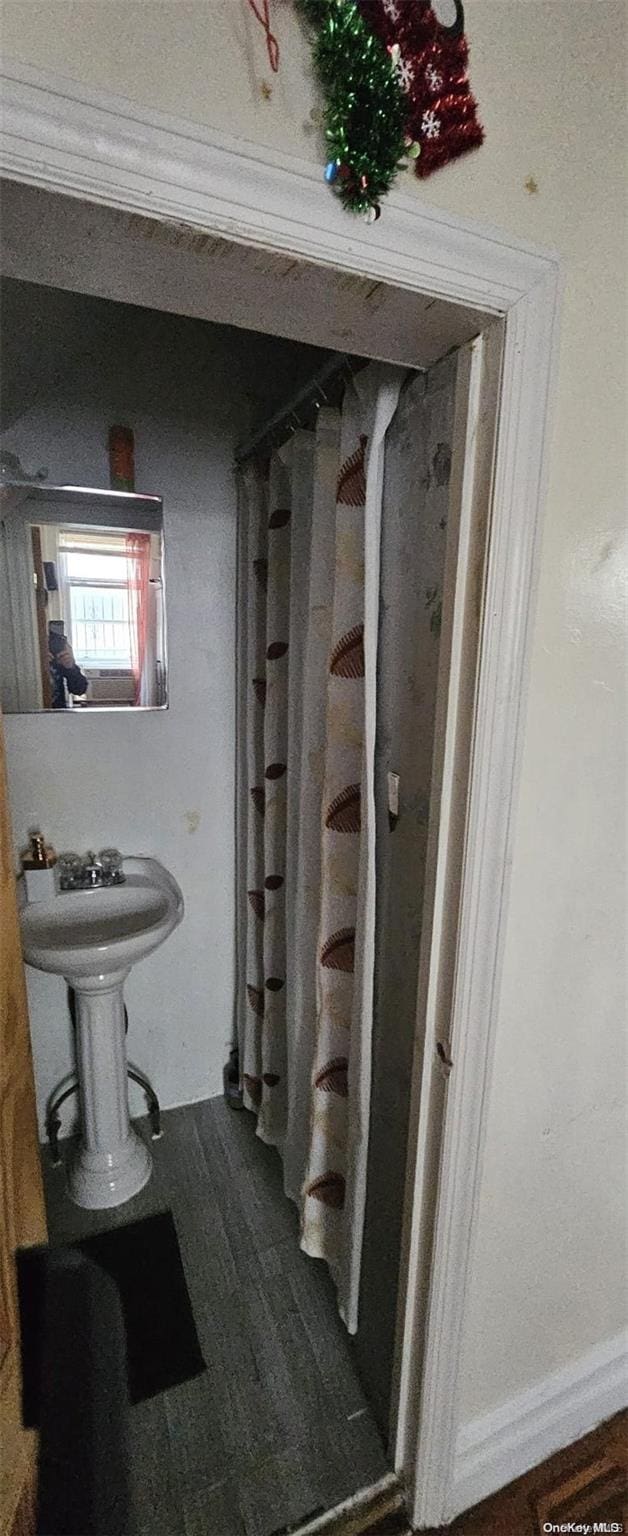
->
left=294, top=0, right=484, bottom=216
left=359, top=0, right=484, bottom=179
left=247, top=0, right=280, bottom=71
left=295, top=0, right=409, bottom=216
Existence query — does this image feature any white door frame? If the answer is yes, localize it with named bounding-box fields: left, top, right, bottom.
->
left=0, top=61, right=562, bottom=1529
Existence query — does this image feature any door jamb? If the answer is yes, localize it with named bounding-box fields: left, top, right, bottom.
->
left=0, top=60, right=563, bottom=1528
left=391, top=323, right=505, bottom=1525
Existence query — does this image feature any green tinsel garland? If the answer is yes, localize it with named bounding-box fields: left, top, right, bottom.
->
left=295, top=0, right=409, bottom=215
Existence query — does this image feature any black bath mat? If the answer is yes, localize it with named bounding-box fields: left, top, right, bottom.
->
left=75, top=1210, right=205, bottom=1404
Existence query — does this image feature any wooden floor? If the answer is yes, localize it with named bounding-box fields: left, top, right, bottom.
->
left=42, top=1098, right=389, bottom=1536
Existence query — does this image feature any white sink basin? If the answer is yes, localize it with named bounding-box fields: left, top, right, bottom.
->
left=20, top=856, right=183, bottom=980
left=20, top=855, right=183, bottom=1211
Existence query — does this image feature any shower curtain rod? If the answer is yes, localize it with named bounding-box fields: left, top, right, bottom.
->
left=235, top=352, right=356, bottom=465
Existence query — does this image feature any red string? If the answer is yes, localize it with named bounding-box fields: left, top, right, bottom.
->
left=246, top=0, right=280, bottom=72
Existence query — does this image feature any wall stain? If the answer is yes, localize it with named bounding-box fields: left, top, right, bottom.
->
left=184, top=810, right=201, bottom=835
left=593, top=538, right=614, bottom=570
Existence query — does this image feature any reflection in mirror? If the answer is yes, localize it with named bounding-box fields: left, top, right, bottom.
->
left=0, top=483, right=167, bottom=712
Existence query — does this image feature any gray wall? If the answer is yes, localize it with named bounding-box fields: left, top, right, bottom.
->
left=2, top=284, right=324, bottom=1132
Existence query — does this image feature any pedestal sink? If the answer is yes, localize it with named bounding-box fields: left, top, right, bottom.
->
left=20, top=857, right=183, bottom=1209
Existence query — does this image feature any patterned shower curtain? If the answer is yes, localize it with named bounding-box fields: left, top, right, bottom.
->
left=236, top=365, right=403, bottom=1330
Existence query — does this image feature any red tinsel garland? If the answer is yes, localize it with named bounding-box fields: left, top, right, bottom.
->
left=359, top=0, right=484, bottom=178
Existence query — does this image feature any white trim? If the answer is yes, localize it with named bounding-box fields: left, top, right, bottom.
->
left=0, top=60, right=563, bottom=1531
left=404, top=270, right=562, bottom=1530
left=0, top=59, right=556, bottom=309
left=450, top=1332, right=628, bottom=1522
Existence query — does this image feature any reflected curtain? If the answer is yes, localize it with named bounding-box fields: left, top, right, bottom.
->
left=125, top=531, right=150, bottom=706
left=236, top=364, right=403, bottom=1330
left=0, top=510, right=42, bottom=712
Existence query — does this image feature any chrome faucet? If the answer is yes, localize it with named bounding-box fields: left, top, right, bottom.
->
left=58, top=849, right=126, bottom=891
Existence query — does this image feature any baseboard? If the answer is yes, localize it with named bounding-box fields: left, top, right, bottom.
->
left=449, top=1330, right=628, bottom=1521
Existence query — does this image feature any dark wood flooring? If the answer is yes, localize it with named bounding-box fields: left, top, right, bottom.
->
left=41, top=1098, right=389, bottom=1536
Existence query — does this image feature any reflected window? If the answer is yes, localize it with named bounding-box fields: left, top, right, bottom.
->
left=61, top=533, right=134, bottom=669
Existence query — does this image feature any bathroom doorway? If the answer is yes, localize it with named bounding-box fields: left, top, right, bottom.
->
left=0, top=170, right=525, bottom=1536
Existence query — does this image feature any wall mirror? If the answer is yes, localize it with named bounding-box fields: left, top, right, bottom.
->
left=0, top=482, right=167, bottom=712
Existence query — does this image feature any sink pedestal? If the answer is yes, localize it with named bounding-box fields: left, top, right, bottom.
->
left=20, top=856, right=183, bottom=1208
left=67, top=971, right=152, bottom=1209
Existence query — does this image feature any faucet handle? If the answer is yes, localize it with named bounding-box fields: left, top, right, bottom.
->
left=99, top=848, right=124, bottom=883
left=58, top=851, right=82, bottom=889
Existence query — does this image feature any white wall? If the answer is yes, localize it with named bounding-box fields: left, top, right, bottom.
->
left=2, top=0, right=626, bottom=1450
left=1, top=294, right=317, bottom=1132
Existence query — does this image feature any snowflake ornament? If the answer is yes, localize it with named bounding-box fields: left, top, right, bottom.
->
left=382, top=0, right=401, bottom=18
left=421, top=108, right=441, bottom=140
left=394, top=53, right=415, bottom=93
left=425, top=63, right=444, bottom=93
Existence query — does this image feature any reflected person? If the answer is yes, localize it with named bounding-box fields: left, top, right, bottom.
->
left=48, top=623, right=88, bottom=709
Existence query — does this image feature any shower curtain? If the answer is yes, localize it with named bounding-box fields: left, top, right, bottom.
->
left=355, top=355, right=458, bottom=1414
left=236, top=364, right=403, bottom=1331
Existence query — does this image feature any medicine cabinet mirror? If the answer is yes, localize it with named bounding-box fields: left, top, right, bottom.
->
left=0, top=482, right=167, bottom=712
